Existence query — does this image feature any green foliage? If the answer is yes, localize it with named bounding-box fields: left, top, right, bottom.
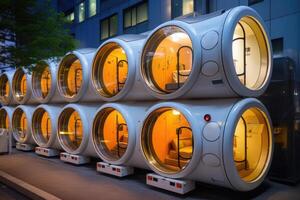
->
left=0, top=0, right=78, bottom=71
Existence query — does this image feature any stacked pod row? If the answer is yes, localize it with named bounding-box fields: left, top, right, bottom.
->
left=0, top=6, right=271, bottom=105
left=0, top=6, right=273, bottom=192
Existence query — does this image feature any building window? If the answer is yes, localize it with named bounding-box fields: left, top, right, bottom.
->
left=124, top=2, right=148, bottom=29
left=172, top=0, right=195, bottom=18
left=272, top=38, right=284, bottom=56
left=248, top=0, right=264, bottom=6
left=78, top=2, right=85, bottom=23
left=182, top=0, right=194, bottom=15
left=66, top=12, right=75, bottom=23
left=89, top=0, right=97, bottom=17
left=101, top=14, right=118, bottom=40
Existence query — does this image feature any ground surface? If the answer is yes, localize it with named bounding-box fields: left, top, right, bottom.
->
left=0, top=150, right=300, bottom=200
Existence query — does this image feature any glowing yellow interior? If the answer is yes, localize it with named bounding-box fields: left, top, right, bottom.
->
left=142, top=26, right=193, bottom=93
left=59, top=109, right=83, bottom=151
left=0, top=75, right=10, bottom=102
left=59, top=56, right=83, bottom=98
left=233, top=107, right=270, bottom=182
left=142, top=108, right=193, bottom=173
left=0, top=109, right=9, bottom=131
left=13, top=70, right=27, bottom=101
left=32, top=108, right=52, bottom=145
left=94, top=108, right=128, bottom=160
left=93, top=43, right=128, bottom=97
left=232, top=16, right=269, bottom=90
left=13, top=109, right=27, bottom=142
left=41, top=67, right=51, bottom=98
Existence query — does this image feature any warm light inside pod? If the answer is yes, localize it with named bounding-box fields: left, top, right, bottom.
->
left=142, top=107, right=193, bottom=173
left=142, top=26, right=193, bottom=94
left=93, top=108, right=128, bottom=161
left=0, top=75, right=10, bottom=103
left=12, top=108, right=28, bottom=142
left=0, top=109, right=9, bottom=132
left=13, top=69, right=27, bottom=102
left=32, top=108, right=52, bottom=146
left=232, top=16, right=269, bottom=90
left=32, top=65, right=52, bottom=99
left=233, top=107, right=271, bottom=182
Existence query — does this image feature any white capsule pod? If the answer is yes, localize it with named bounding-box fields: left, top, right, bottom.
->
left=31, top=104, right=63, bottom=150
left=91, top=35, right=154, bottom=101
left=11, top=105, right=36, bottom=145
left=92, top=103, right=151, bottom=169
left=0, top=71, right=17, bottom=106
left=140, top=6, right=272, bottom=99
left=57, top=104, right=99, bottom=157
left=57, top=49, right=100, bottom=102
left=140, top=98, right=273, bottom=191
left=31, top=59, right=64, bottom=103
left=12, top=68, right=38, bottom=104
left=0, top=106, right=14, bottom=137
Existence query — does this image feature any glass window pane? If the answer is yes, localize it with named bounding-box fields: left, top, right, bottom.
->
left=124, top=10, right=132, bottom=28
left=182, top=0, right=194, bottom=15
left=101, top=19, right=109, bottom=40
left=89, top=0, right=97, bottom=17
left=78, top=2, right=85, bottom=22
left=66, top=12, right=75, bottom=22
left=137, top=3, right=148, bottom=23
left=132, top=7, right=137, bottom=26
left=109, top=15, right=118, bottom=37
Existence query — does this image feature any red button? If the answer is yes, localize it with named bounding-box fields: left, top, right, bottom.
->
left=176, top=183, right=182, bottom=189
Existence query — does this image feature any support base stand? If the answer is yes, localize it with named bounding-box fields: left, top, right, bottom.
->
left=96, top=162, right=134, bottom=177
left=35, top=147, right=60, bottom=157
left=16, top=142, right=34, bottom=151
left=60, top=152, right=90, bottom=165
left=146, top=173, right=195, bottom=194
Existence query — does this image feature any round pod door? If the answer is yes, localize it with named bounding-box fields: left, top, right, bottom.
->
left=223, top=100, right=273, bottom=191
left=0, top=108, right=11, bottom=135
left=32, top=108, right=51, bottom=146
left=0, top=73, right=11, bottom=105
left=92, top=42, right=128, bottom=98
left=92, top=107, right=129, bottom=162
left=12, top=68, right=28, bottom=104
left=141, top=26, right=194, bottom=97
left=32, top=64, right=51, bottom=102
left=12, top=106, right=35, bottom=144
left=58, top=107, right=83, bottom=153
left=141, top=106, right=194, bottom=175
left=58, top=54, right=83, bottom=100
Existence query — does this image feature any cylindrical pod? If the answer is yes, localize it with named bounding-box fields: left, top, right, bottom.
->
left=11, top=105, right=36, bottom=144
left=92, top=102, right=151, bottom=169
left=57, top=104, right=99, bottom=157
left=31, top=104, right=63, bottom=150
left=91, top=35, right=154, bottom=101
left=0, top=106, right=14, bottom=136
left=0, top=71, right=17, bottom=106
left=140, top=98, right=273, bottom=191
left=31, top=59, right=65, bottom=103
left=140, top=6, right=272, bottom=100
left=12, top=68, right=38, bottom=104
left=57, top=49, right=100, bottom=102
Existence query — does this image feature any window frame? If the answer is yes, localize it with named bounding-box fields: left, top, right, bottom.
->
left=100, top=13, right=118, bottom=41
left=123, top=1, right=148, bottom=29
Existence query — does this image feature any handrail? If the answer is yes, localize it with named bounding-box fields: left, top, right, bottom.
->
left=116, top=59, right=128, bottom=93
left=115, top=114, right=127, bottom=158
left=234, top=116, right=248, bottom=170
left=175, top=46, right=193, bottom=90
left=74, top=68, right=82, bottom=94
left=175, top=126, right=193, bottom=169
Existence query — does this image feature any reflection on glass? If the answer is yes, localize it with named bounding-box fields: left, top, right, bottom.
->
left=232, top=16, right=269, bottom=90
left=13, top=69, right=27, bottom=102
left=32, top=66, right=51, bottom=99
left=58, top=55, right=83, bottom=98
left=12, top=108, right=27, bottom=142
left=79, top=2, right=85, bottom=22
left=93, top=108, right=128, bottom=161
left=233, top=107, right=270, bottom=182
left=58, top=108, right=83, bottom=151
left=32, top=108, right=52, bottom=145
left=142, top=26, right=193, bottom=94
left=93, top=43, right=128, bottom=97
left=89, top=0, right=97, bottom=17
left=142, top=107, right=193, bottom=173
left=182, top=0, right=194, bottom=15
left=0, top=75, right=10, bottom=103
